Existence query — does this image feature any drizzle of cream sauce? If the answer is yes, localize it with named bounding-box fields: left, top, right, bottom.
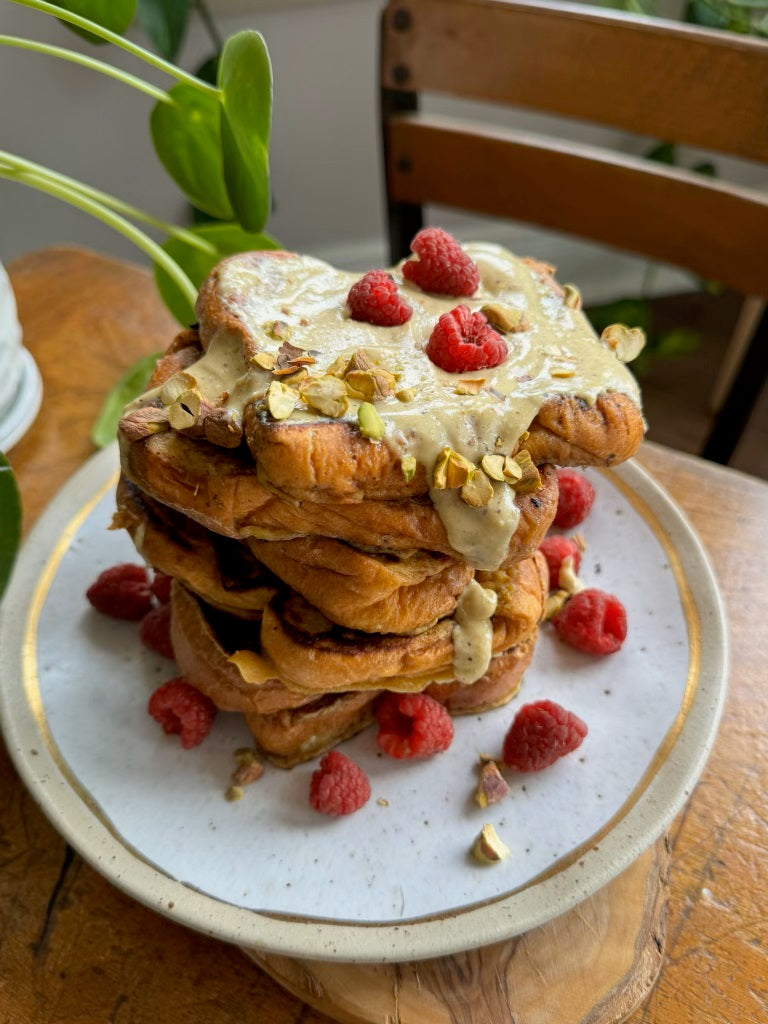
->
left=452, top=579, right=498, bottom=684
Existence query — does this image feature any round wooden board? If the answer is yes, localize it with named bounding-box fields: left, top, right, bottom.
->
left=243, top=837, right=669, bottom=1024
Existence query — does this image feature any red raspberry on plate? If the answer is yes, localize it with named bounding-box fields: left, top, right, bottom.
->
left=553, top=588, right=627, bottom=655
left=502, top=699, right=588, bottom=771
left=309, top=750, right=371, bottom=816
left=553, top=469, right=596, bottom=529
left=86, top=563, right=152, bottom=621
left=151, top=570, right=172, bottom=604
left=376, top=692, right=454, bottom=758
left=426, top=305, right=507, bottom=373
left=148, top=678, right=216, bottom=749
left=538, top=535, right=582, bottom=590
left=139, top=604, right=174, bottom=660
left=402, top=227, right=480, bottom=296
left=347, top=269, right=413, bottom=326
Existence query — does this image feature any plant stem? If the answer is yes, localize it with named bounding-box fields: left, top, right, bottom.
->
left=0, top=35, right=170, bottom=102
left=0, top=150, right=218, bottom=256
left=194, top=0, right=224, bottom=53
left=8, top=0, right=219, bottom=95
left=0, top=165, right=198, bottom=307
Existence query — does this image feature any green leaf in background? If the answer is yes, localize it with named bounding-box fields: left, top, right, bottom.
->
left=150, top=83, right=234, bottom=221
left=91, top=351, right=161, bottom=448
left=0, top=453, right=22, bottom=602
left=52, top=0, right=137, bottom=43
left=136, top=0, right=192, bottom=62
left=684, top=0, right=752, bottom=31
left=644, top=141, right=678, bottom=165
left=218, top=31, right=272, bottom=233
left=154, top=222, right=280, bottom=325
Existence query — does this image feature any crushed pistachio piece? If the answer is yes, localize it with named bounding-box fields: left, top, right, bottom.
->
left=461, top=468, right=494, bottom=508
left=433, top=447, right=475, bottom=490
left=471, top=823, right=511, bottom=864
left=600, top=323, right=646, bottom=363
left=481, top=454, right=507, bottom=482
left=358, top=401, right=386, bottom=440
left=266, top=380, right=297, bottom=420
left=342, top=349, right=376, bottom=375
left=345, top=367, right=397, bottom=402
left=264, top=319, right=292, bottom=342
left=118, top=407, right=169, bottom=442
left=299, top=375, right=348, bottom=418
left=481, top=302, right=529, bottom=333
left=159, top=372, right=198, bottom=407
left=502, top=456, right=523, bottom=483
left=474, top=761, right=510, bottom=808
left=511, top=450, right=542, bottom=493
left=558, top=555, right=586, bottom=595
left=226, top=785, right=244, bottom=803
left=232, top=759, right=265, bottom=786
left=377, top=797, right=389, bottom=807
left=234, top=747, right=259, bottom=765
left=395, top=387, right=417, bottom=402
left=251, top=351, right=277, bottom=371
left=400, top=455, right=417, bottom=482
left=551, top=366, right=575, bottom=378
left=562, top=284, right=582, bottom=309
left=168, top=389, right=203, bottom=431
left=455, top=377, right=486, bottom=395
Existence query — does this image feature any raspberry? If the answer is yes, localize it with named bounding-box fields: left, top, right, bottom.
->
left=375, top=692, right=454, bottom=758
left=309, top=750, right=371, bottom=816
left=553, top=588, right=627, bottom=655
left=553, top=469, right=596, bottom=529
left=139, top=604, right=174, bottom=659
left=148, top=678, right=217, bottom=749
left=347, top=269, right=413, bottom=326
left=426, top=305, right=508, bottom=373
left=502, top=699, right=587, bottom=771
left=86, top=563, right=152, bottom=621
left=151, top=571, right=172, bottom=604
left=538, top=535, right=582, bottom=590
left=402, top=227, right=479, bottom=296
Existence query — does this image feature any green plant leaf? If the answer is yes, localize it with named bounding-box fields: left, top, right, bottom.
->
left=52, top=0, right=137, bottom=43
left=150, top=83, right=233, bottom=221
left=154, top=221, right=280, bottom=325
left=644, top=141, right=677, bottom=165
left=91, top=351, right=161, bottom=448
left=654, top=326, right=701, bottom=358
left=0, top=452, right=22, bottom=601
left=136, top=0, right=191, bottom=61
left=217, top=31, right=272, bottom=232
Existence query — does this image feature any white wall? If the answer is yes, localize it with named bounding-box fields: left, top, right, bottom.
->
left=0, top=0, right=764, bottom=304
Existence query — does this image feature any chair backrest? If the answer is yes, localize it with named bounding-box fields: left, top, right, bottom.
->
left=380, top=0, right=768, bottom=298
left=379, top=0, right=768, bottom=463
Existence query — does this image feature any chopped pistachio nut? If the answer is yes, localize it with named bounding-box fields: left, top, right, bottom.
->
left=358, top=401, right=386, bottom=440
left=231, top=759, right=265, bottom=786
left=251, top=351, right=277, bottom=371
left=118, top=407, right=169, bottom=442
left=345, top=368, right=397, bottom=402
left=600, top=323, right=646, bottom=363
left=471, top=823, right=511, bottom=864
left=433, top=447, right=475, bottom=490
left=275, top=339, right=307, bottom=368
left=342, top=349, right=376, bottom=374
left=550, top=366, right=575, bottom=378
left=266, top=380, right=297, bottom=420
left=455, top=377, right=486, bottom=395
left=400, top=455, right=418, bottom=482
left=544, top=589, right=570, bottom=620
left=481, top=453, right=507, bottom=482
left=168, top=389, right=203, bottom=431
left=325, top=353, right=349, bottom=377
left=511, top=450, right=542, bottom=493
left=395, top=387, right=417, bottom=402
left=299, top=375, right=348, bottom=418
left=234, top=747, right=259, bottom=765
left=264, top=319, right=292, bottom=342
left=481, top=302, right=529, bottom=333
left=225, top=785, right=244, bottom=803
left=562, top=284, right=582, bottom=310
left=159, top=372, right=198, bottom=407
left=474, top=761, right=510, bottom=808
left=461, top=468, right=494, bottom=508
left=502, top=455, right=523, bottom=483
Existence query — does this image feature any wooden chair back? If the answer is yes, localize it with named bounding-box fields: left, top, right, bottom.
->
left=380, top=0, right=768, bottom=463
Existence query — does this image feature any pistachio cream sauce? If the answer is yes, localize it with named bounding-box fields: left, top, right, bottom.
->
left=128, top=242, right=643, bottom=683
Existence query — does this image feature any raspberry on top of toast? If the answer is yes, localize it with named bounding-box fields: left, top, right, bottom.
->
left=121, top=239, right=644, bottom=571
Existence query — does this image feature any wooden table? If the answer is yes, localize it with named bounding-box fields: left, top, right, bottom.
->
left=2, top=248, right=766, bottom=1023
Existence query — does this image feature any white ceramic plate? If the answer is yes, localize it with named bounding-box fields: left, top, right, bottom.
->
left=0, top=444, right=727, bottom=962
left=0, top=348, right=42, bottom=452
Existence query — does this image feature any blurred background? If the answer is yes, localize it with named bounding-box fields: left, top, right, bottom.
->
left=0, top=0, right=765, bottom=475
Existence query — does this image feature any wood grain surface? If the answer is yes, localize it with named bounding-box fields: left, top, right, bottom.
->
left=2, top=249, right=766, bottom=1023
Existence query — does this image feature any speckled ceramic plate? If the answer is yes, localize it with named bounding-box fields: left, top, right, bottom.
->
left=0, top=444, right=727, bottom=962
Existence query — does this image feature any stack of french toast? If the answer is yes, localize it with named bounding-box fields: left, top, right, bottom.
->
left=115, top=237, right=645, bottom=766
